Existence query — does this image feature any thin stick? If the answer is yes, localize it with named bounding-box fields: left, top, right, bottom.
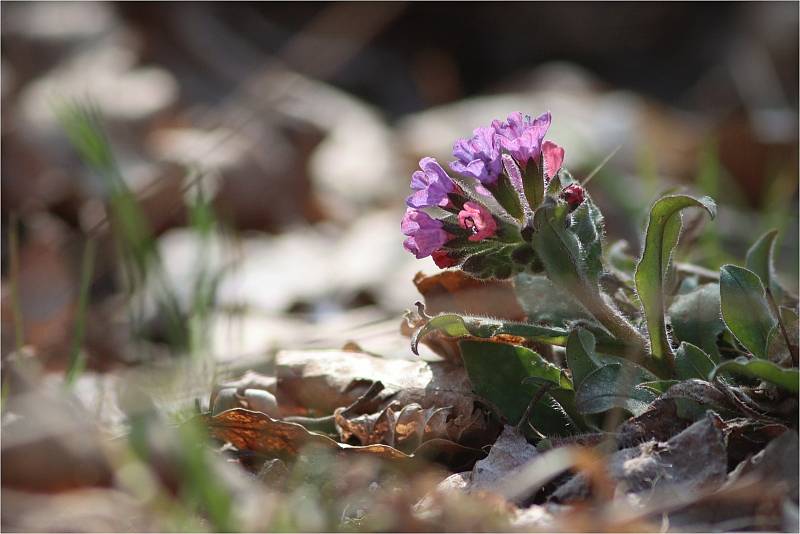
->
left=581, top=145, right=623, bottom=187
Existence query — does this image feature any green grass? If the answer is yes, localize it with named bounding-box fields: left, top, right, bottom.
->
left=65, top=237, right=97, bottom=386
left=56, top=100, right=189, bottom=352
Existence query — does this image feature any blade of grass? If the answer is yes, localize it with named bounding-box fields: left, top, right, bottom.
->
left=57, top=100, right=189, bottom=351
left=186, top=176, right=220, bottom=363
left=66, top=238, right=97, bottom=386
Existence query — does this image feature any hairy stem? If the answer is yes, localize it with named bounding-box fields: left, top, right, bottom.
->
left=570, top=282, right=669, bottom=376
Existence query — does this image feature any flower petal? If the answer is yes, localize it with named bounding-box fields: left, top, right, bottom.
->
left=542, top=141, right=565, bottom=180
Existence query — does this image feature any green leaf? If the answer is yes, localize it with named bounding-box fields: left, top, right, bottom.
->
left=412, top=314, right=568, bottom=354
left=514, top=273, right=592, bottom=326
left=607, top=240, right=637, bottom=276
left=709, top=357, right=798, bottom=393
left=720, top=265, right=777, bottom=359
left=411, top=313, right=635, bottom=359
left=766, top=306, right=798, bottom=365
left=745, top=229, right=778, bottom=290
left=457, top=340, right=577, bottom=436
left=489, top=175, right=523, bottom=221
left=571, top=199, right=605, bottom=285
left=411, top=314, right=470, bottom=354
left=668, top=283, right=725, bottom=362
left=634, top=195, right=716, bottom=366
left=522, top=159, right=545, bottom=210
left=744, top=229, right=794, bottom=306
left=565, top=329, right=600, bottom=390
left=545, top=169, right=565, bottom=197
left=531, top=200, right=587, bottom=297
left=575, top=363, right=657, bottom=416
left=675, top=342, right=716, bottom=381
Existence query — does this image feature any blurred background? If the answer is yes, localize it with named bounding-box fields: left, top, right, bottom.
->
left=1, top=2, right=798, bottom=531
left=2, top=0, right=798, bottom=371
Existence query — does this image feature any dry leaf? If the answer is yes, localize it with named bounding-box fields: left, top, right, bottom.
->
left=552, top=412, right=729, bottom=503
left=426, top=426, right=539, bottom=500
left=203, top=408, right=483, bottom=469
left=335, top=401, right=453, bottom=452
left=413, top=270, right=526, bottom=321
left=276, top=349, right=500, bottom=450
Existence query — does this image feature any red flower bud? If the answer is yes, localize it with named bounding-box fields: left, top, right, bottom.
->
left=431, top=249, right=458, bottom=268
left=560, top=184, right=585, bottom=211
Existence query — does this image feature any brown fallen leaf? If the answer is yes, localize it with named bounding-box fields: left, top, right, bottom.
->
left=418, top=425, right=540, bottom=516
left=621, top=435, right=797, bottom=533
left=205, top=408, right=406, bottom=459
left=276, top=349, right=501, bottom=450
left=725, top=418, right=790, bottom=467
left=203, top=408, right=484, bottom=470
left=413, top=270, right=526, bottom=321
left=416, top=427, right=544, bottom=528
left=276, top=349, right=430, bottom=415
left=335, top=401, right=453, bottom=452
left=616, top=398, right=692, bottom=448
left=724, top=429, right=798, bottom=500
left=552, top=412, right=729, bottom=503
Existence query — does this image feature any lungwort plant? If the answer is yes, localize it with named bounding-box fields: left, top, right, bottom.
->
left=403, top=111, right=799, bottom=439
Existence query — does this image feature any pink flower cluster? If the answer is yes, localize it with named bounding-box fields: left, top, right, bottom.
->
left=402, top=111, right=582, bottom=267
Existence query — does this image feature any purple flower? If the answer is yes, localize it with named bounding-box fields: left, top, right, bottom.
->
left=449, top=127, right=503, bottom=184
left=401, top=208, right=449, bottom=259
left=407, top=157, right=456, bottom=208
left=493, top=111, right=551, bottom=165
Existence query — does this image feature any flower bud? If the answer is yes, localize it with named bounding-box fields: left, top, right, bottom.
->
left=431, top=249, right=458, bottom=268
left=560, top=184, right=585, bottom=211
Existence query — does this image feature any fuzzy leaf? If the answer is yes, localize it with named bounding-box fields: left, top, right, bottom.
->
left=531, top=200, right=587, bottom=297
left=457, top=340, right=578, bottom=436
left=545, top=169, right=565, bottom=197
left=565, top=329, right=601, bottom=390
left=412, top=314, right=569, bottom=355
left=709, top=357, right=798, bottom=393
left=412, top=313, right=635, bottom=359
left=575, top=363, right=657, bottom=416
left=490, top=175, right=523, bottom=221
left=766, top=306, right=798, bottom=365
left=745, top=229, right=778, bottom=290
left=668, top=283, right=725, bottom=362
left=675, top=342, right=716, bottom=381
left=719, top=265, right=776, bottom=359
left=522, top=159, right=545, bottom=210
left=635, top=195, right=716, bottom=365
left=571, top=199, right=605, bottom=285
left=513, top=273, right=592, bottom=326
left=743, top=229, right=793, bottom=305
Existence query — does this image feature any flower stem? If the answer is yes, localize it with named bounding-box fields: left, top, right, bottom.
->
left=569, top=282, right=670, bottom=376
